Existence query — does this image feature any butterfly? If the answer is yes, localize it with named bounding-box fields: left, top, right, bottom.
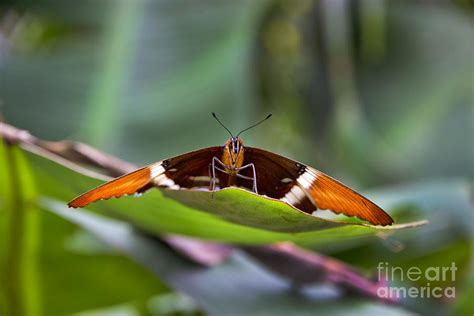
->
left=68, top=113, right=394, bottom=226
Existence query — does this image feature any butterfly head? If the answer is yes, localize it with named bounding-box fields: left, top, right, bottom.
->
left=230, top=136, right=242, bottom=154
left=223, top=136, right=244, bottom=168
left=212, top=112, right=272, bottom=169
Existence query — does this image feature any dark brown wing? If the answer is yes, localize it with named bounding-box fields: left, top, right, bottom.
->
left=68, top=146, right=222, bottom=208
left=238, top=147, right=313, bottom=211
left=241, top=147, right=394, bottom=226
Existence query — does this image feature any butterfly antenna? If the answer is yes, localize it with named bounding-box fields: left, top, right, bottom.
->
left=236, top=114, right=272, bottom=137
left=212, top=112, right=234, bottom=137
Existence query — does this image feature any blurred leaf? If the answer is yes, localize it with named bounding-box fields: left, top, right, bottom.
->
left=0, top=142, right=171, bottom=316
left=453, top=274, right=474, bottom=316
left=355, top=2, right=473, bottom=182
left=1, top=0, right=269, bottom=164
left=321, top=180, right=473, bottom=262
left=0, top=143, right=41, bottom=316
left=38, top=210, right=171, bottom=316
left=318, top=180, right=473, bottom=314
left=43, top=198, right=413, bottom=316
left=82, top=0, right=144, bottom=149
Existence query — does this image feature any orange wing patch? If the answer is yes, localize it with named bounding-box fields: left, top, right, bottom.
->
left=68, top=165, right=159, bottom=208
left=302, top=168, right=394, bottom=226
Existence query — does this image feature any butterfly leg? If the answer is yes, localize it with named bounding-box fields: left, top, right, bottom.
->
left=236, top=163, right=258, bottom=194
left=209, top=157, right=229, bottom=196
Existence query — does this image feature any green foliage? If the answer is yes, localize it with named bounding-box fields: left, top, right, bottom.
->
left=43, top=196, right=413, bottom=316
left=0, top=0, right=472, bottom=314
left=0, top=143, right=170, bottom=316
left=1, top=137, right=471, bottom=315
left=0, top=143, right=40, bottom=316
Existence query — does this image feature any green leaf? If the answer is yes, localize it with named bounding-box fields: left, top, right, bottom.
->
left=0, top=143, right=41, bottom=316
left=38, top=209, right=170, bottom=316
left=163, top=188, right=425, bottom=232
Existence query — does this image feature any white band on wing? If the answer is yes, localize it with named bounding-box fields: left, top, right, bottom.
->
left=151, top=163, right=180, bottom=189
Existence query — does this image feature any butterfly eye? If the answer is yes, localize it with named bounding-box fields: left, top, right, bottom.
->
left=232, top=140, right=239, bottom=153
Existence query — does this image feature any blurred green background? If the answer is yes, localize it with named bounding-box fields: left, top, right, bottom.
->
left=0, top=0, right=473, bottom=315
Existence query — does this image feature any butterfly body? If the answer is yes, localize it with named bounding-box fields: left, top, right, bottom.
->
left=213, top=137, right=258, bottom=191
left=68, top=136, right=394, bottom=226
left=222, top=137, right=245, bottom=170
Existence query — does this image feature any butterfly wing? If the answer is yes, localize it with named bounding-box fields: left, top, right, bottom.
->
left=68, top=146, right=222, bottom=208
left=241, top=147, right=394, bottom=226
left=68, top=143, right=393, bottom=226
